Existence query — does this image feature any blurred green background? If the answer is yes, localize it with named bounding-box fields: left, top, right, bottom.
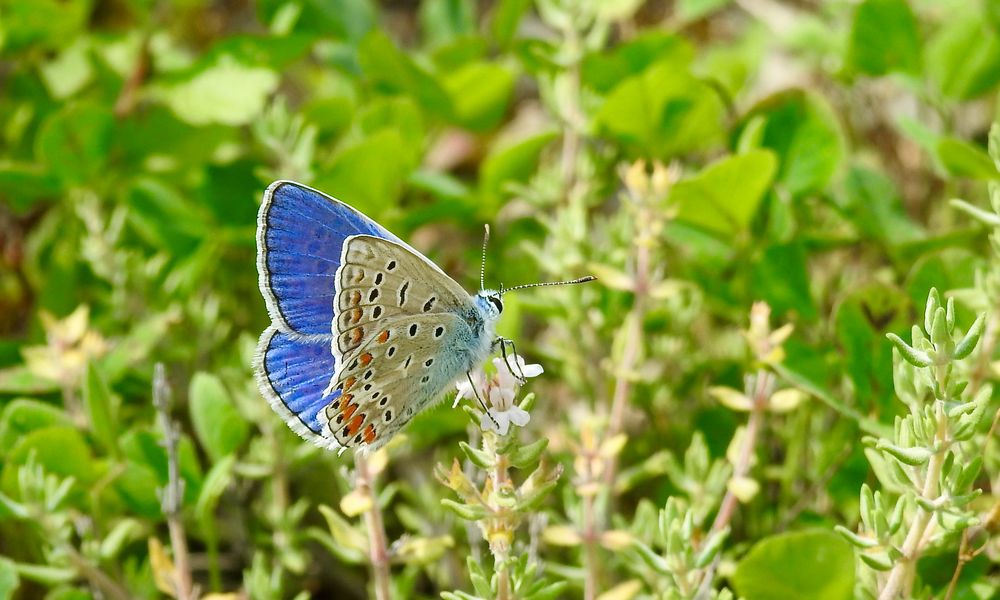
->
left=1, top=0, right=999, bottom=598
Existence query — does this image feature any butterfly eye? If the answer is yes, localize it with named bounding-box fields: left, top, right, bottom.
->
left=488, top=295, right=503, bottom=313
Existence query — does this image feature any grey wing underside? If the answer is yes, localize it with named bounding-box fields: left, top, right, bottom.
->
left=320, top=312, right=471, bottom=449
left=322, top=235, right=478, bottom=450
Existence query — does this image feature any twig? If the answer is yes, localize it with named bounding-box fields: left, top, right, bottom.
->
left=355, top=453, right=392, bottom=600
left=695, top=370, right=772, bottom=600
left=152, top=363, right=195, bottom=600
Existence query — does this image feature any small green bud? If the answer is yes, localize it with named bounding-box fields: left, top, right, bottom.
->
left=508, top=438, right=549, bottom=469
left=931, top=307, right=951, bottom=354
left=946, top=297, right=956, bottom=332
left=924, top=288, right=940, bottom=334
left=886, top=333, right=933, bottom=367
left=955, top=456, right=983, bottom=492
left=835, top=525, right=880, bottom=548
left=877, top=441, right=932, bottom=466
left=860, top=550, right=895, bottom=571
left=953, top=314, right=986, bottom=360
left=441, top=498, right=489, bottom=521
left=694, top=527, right=730, bottom=568
left=459, top=442, right=495, bottom=470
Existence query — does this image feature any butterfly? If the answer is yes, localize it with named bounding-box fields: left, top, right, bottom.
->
left=253, top=180, right=594, bottom=453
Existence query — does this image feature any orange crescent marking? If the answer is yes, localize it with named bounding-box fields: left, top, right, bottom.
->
left=363, top=424, right=377, bottom=444
left=344, top=377, right=356, bottom=391
left=360, top=352, right=373, bottom=366
left=347, top=414, right=364, bottom=437
left=351, top=327, right=364, bottom=345
left=377, top=330, right=389, bottom=343
left=342, top=401, right=357, bottom=421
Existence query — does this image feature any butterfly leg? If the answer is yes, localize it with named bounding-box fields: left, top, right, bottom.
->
left=467, top=371, right=499, bottom=427
left=495, top=336, right=527, bottom=383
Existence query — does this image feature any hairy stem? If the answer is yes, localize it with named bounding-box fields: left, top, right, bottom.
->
left=355, top=453, right=392, bottom=600
left=152, top=364, right=194, bottom=600
left=696, top=370, right=771, bottom=599
left=878, top=402, right=947, bottom=600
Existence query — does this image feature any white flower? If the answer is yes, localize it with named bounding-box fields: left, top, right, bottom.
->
left=454, top=355, right=543, bottom=435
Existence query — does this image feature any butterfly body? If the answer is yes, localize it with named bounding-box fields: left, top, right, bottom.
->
left=254, top=181, right=504, bottom=452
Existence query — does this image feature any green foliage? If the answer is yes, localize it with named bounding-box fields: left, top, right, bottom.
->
left=2, top=0, right=1000, bottom=598
left=733, top=530, right=855, bottom=600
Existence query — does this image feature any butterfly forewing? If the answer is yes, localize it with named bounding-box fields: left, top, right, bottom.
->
left=333, top=235, right=470, bottom=357
left=324, top=234, right=479, bottom=450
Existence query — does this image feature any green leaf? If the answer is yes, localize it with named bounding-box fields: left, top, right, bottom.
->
left=270, top=0, right=374, bottom=41
left=188, top=372, right=250, bottom=462
left=443, top=62, right=515, bottom=132
left=82, top=362, right=118, bottom=457
left=672, top=150, right=777, bottom=234
left=833, top=283, right=909, bottom=413
left=840, top=167, right=924, bottom=248
left=35, top=102, right=114, bottom=185
left=157, top=55, right=279, bottom=126
left=596, top=56, right=724, bottom=158
left=1, top=426, right=101, bottom=495
left=314, top=130, right=411, bottom=215
left=0, top=556, right=18, bottom=600
left=0, top=399, right=71, bottom=453
left=582, top=32, right=692, bottom=93
left=490, top=0, right=531, bottom=48
left=358, top=30, right=453, bottom=119
left=750, top=242, right=817, bottom=319
left=927, top=13, right=1000, bottom=100
left=733, top=529, right=855, bottom=600
left=937, top=138, right=997, bottom=180
left=0, top=0, right=92, bottom=53
left=741, top=91, right=844, bottom=197
left=420, top=0, right=475, bottom=47
left=846, top=0, right=922, bottom=76
left=479, top=130, right=558, bottom=208
left=196, top=454, right=236, bottom=522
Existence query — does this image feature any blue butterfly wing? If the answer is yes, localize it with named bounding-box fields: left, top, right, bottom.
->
left=256, top=180, right=402, bottom=337
left=255, top=326, right=342, bottom=446
left=255, top=181, right=400, bottom=449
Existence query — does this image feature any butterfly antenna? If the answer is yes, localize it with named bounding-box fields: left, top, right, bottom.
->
left=480, top=224, right=490, bottom=291
left=501, top=276, right=597, bottom=294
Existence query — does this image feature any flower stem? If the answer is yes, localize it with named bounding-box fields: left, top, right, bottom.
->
left=696, top=370, right=771, bottom=599
left=355, top=453, right=392, bottom=600
left=878, top=402, right=947, bottom=600
left=152, top=364, right=194, bottom=600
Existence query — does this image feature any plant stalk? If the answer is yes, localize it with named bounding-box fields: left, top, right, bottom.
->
left=152, top=364, right=194, bottom=600
left=355, top=453, right=392, bottom=600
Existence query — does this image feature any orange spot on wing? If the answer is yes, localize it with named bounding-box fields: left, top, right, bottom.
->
left=344, top=377, right=356, bottom=391
left=354, top=268, right=365, bottom=283
left=351, top=327, right=364, bottom=345
left=360, top=352, right=373, bottom=366
left=350, top=291, right=362, bottom=306
left=363, top=424, right=377, bottom=444
left=377, top=330, right=389, bottom=343
left=343, top=401, right=358, bottom=420
left=351, top=307, right=363, bottom=324
left=347, top=414, right=364, bottom=437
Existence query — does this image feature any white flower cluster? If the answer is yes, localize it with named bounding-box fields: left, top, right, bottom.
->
left=454, top=356, right=543, bottom=435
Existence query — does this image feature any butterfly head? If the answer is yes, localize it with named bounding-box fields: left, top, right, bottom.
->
left=476, top=290, right=504, bottom=319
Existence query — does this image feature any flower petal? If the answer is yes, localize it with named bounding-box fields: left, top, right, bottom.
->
left=521, top=363, right=544, bottom=378
left=507, top=406, right=530, bottom=427
left=484, top=409, right=511, bottom=435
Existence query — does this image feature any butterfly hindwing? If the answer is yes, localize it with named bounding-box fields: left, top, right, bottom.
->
left=257, top=181, right=401, bottom=338
left=323, top=312, right=472, bottom=449
left=254, top=326, right=342, bottom=450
